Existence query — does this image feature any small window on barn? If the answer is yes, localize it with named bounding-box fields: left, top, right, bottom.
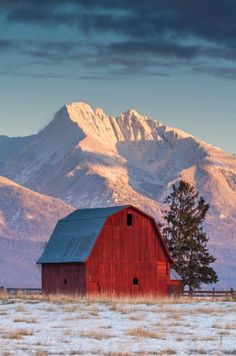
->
left=64, top=278, right=67, bottom=285
left=127, top=213, right=133, bottom=226
left=133, top=277, right=139, bottom=286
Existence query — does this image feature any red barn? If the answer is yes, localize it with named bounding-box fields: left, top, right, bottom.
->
left=38, top=205, right=181, bottom=295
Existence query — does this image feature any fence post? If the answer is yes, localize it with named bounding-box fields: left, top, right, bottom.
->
left=231, top=288, right=234, bottom=298
left=212, top=287, right=215, bottom=301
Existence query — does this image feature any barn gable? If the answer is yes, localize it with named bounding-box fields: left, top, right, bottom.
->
left=38, top=205, right=172, bottom=265
left=38, top=206, right=127, bottom=264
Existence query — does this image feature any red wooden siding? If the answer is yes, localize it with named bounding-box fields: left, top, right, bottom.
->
left=42, top=263, right=86, bottom=294
left=86, top=207, right=171, bottom=295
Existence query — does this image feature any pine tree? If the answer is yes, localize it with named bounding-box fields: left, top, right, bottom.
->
left=162, top=180, right=218, bottom=292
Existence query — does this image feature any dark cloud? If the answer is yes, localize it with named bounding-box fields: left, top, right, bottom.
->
left=2, top=0, right=236, bottom=44
left=1, top=0, right=236, bottom=79
left=0, top=39, right=15, bottom=50
left=193, top=65, right=236, bottom=80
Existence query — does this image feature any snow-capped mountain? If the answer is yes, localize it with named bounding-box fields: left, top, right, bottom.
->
left=1, top=101, right=236, bottom=287
left=0, top=176, right=73, bottom=287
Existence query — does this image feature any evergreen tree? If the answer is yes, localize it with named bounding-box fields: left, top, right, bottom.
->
left=162, top=180, right=218, bottom=292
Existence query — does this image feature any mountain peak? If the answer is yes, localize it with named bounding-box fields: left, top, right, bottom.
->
left=66, top=101, right=94, bottom=114
left=124, top=109, right=142, bottom=117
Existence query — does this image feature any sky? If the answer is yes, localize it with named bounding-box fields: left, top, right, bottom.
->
left=0, top=0, right=236, bottom=154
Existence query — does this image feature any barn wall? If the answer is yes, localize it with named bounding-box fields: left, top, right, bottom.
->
left=86, top=207, right=171, bottom=295
left=42, top=263, right=86, bottom=294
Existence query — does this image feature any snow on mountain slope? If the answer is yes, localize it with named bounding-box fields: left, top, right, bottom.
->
left=0, top=135, right=34, bottom=171
left=3, top=103, right=209, bottom=207
left=0, top=176, right=73, bottom=287
left=2, top=101, right=236, bottom=288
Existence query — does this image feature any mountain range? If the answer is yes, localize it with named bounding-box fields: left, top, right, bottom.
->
left=0, top=102, right=235, bottom=288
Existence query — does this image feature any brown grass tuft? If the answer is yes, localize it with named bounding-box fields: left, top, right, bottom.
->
left=15, top=305, right=26, bottom=312
left=14, top=317, right=37, bottom=323
left=127, top=327, right=166, bottom=339
left=3, top=329, right=34, bottom=339
left=80, top=330, right=111, bottom=340
left=188, top=349, right=208, bottom=355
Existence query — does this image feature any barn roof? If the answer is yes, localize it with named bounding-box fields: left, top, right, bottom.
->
left=37, top=206, right=127, bottom=264
left=170, top=269, right=182, bottom=281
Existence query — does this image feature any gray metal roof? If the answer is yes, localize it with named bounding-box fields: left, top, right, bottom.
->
left=38, top=206, right=128, bottom=264
left=170, top=268, right=182, bottom=281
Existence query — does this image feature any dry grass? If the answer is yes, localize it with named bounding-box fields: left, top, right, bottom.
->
left=127, top=327, right=166, bottom=339
left=35, top=352, right=48, bottom=356
left=44, top=306, right=55, bottom=312
left=14, top=317, right=37, bottom=323
left=106, top=353, right=132, bottom=356
left=3, top=329, right=34, bottom=339
left=212, top=321, right=236, bottom=330
left=218, top=330, right=231, bottom=336
left=100, top=324, right=112, bottom=329
left=128, top=314, right=144, bottom=321
left=75, top=313, right=89, bottom=320
left=0, top=291, right=198, bottom=305
left=224, top=322, right=236, bottom=330
left=211, top=323, right=221, bottom=329
left=166, top=312, right=182, bottom=322
left=63, top=305, right=80, bottom=313
left=80, top=330, right=111, bottom=340
left=167, top=322, right=182, bottom=328
left=189, top=306, right=224, bottom=314
left=108, top=303, right=129, bottom=314
left=0, top=291, right=8, bottom=301
left=189, top=335, right=215, bottom=341
left=175, top=336, right=184, bottom=341
left=15, top=305, right=26, bottom=312
left=149, top=349, right=177, bottom=355
left=3, top=290, right=236, bottom=309
left=63, top=330, right=71, bottom=336
left=89, top=306, right=99, bottom=316
left=0, top=311, right=8, bottom=316
left=188, top=349, right=208, bottom=355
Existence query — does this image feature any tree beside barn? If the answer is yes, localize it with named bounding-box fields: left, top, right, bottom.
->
left=162, top=180, right=218, bottom=292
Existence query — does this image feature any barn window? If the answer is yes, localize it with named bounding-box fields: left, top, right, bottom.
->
left=133, top=277, right=139, bottom=286
left=127, top=213, right=133, bottom=226
left=64, top=278, right=67, bottom=285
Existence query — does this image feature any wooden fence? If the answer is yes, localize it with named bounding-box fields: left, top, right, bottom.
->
left=183, top=288, right=235, bottom=299
left=0, top=288, right=42, bottom=295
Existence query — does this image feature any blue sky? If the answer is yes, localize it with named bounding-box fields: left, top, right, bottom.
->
left=0, top=1, right=236, bottom=153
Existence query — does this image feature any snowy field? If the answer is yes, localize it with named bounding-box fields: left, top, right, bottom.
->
left=0, top=294, right=235, bottom=355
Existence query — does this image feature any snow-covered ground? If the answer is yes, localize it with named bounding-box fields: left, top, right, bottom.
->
left=0, top=295, right=235, bottom=355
